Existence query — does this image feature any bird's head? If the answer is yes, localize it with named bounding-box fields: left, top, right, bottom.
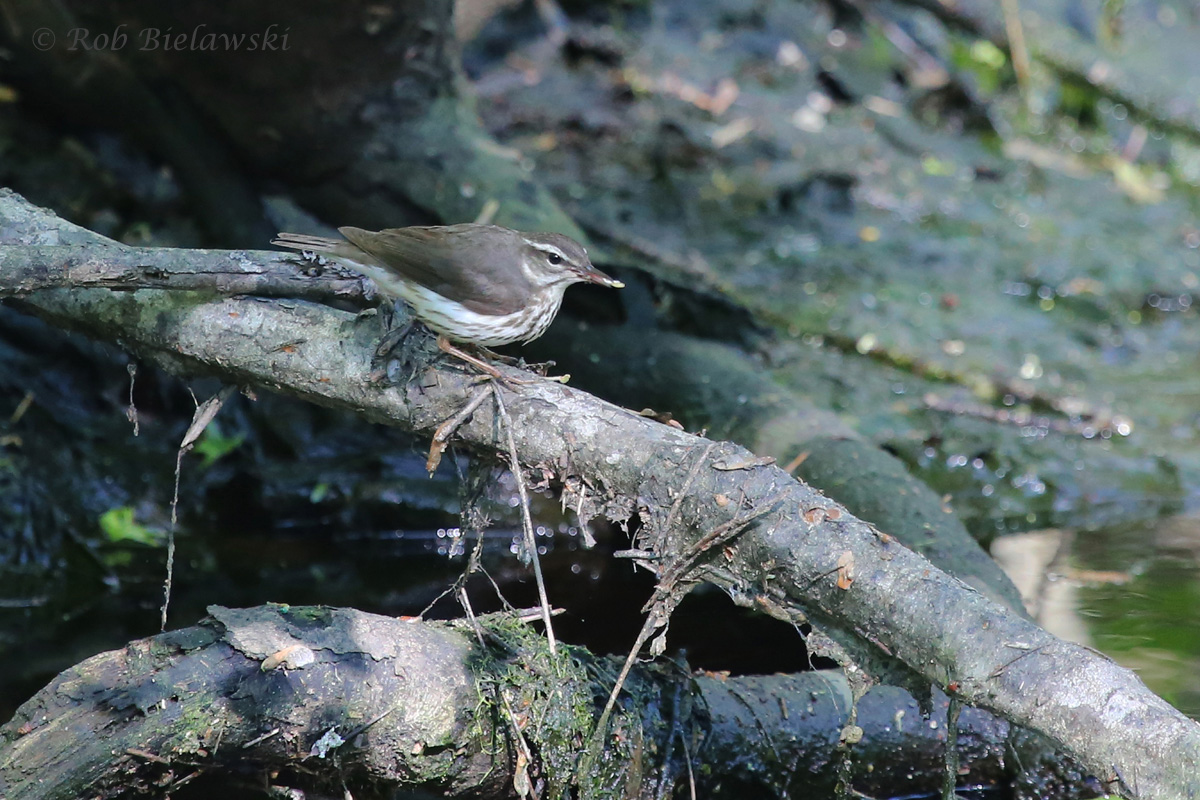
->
left=520, top=232, right=624, bottom=289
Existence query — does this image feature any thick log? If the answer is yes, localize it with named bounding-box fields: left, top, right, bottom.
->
left=2, top=604, right=1073, bottom=799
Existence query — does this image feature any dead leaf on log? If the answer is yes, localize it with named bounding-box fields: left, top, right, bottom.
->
left=837, top=551, right=855, bottom=590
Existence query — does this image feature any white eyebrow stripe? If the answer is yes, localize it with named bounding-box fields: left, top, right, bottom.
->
left=527, top=242, right=571, bottom=261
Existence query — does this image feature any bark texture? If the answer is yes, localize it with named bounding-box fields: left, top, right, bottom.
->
left=1, top=606, right=504, bottom=800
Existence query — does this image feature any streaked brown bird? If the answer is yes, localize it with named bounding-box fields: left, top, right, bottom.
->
left=273, top=223, right=623, bottom=377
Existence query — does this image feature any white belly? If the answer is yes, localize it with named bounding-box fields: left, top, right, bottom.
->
left=350, top=260, right=563, bottom=346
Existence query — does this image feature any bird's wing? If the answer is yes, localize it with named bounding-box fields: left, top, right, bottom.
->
left=338, top=225, right=532, bottom=316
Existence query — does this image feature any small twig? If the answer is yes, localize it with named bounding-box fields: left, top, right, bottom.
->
left=342, top=708, right=396, bottom=742
left=592, top=492, right=785, bottom=746
left=494, top=390, right=557, bottom=656
left=474, top=198, right=500, bottom=225
left=418, top=580, right=464, bottom=620
left=658, top=492, right=783, bottom=589
left=465, top=574, right=542, bottom=800
left=612, top=549, right=659, bottom=560
left=654, top=667, right=686, bottom=800
left=514, top=606, right=565, bottom=622
left=588, top=447, right=729, bottom=719
left=126, top=748, right=169, bottom=764
left=429, top=457, right=523, bottom=622
left=1000, top=0, right=1031, bottom=104
left=499, top=689, right=541, bottom=800
left=164, top=448, right=183, bottom=631
left=664, top=443, right=717, bottom=535
left=427, top=383, right=494, bottom=473
left=418, top=474, right=489, bottom=621
left=241, top=727, right=282, bottom=749
left=10, top=390, right=34, bottom=425
left=681, top=734, right=697, bottom=800
left=479, top=563, right=521, bottom=614
left=989, top=642, right=1045, bottom=678
left=942, top=696, right=961, bottom=800
left=162, top=385, right=235, bottom=631
left=418, top=523, right=504, bottom=621
left=168, top=770, right=202, bottom=791
left=126, top=363, right=139, bottom=436
left=533, top=0, right=569, bottom=44
left=459, top=586, right=488, bottom=647
left=595, top=595, right=680, bottom=739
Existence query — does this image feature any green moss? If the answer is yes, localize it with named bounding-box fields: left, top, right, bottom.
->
left=465, top=617, right=651, bottom=799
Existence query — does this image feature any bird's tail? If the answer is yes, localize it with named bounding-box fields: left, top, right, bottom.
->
left=272, top=232, right=352, bottom=257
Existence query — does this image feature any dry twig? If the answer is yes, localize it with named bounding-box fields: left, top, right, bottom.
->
left=495, top=389, right=558, bottom=656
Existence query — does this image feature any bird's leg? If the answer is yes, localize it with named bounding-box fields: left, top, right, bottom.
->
left=436, top=336, right=529, bottom=385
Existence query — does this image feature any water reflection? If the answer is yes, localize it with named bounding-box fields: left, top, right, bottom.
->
left=993, top=514, right=1200, bottom=718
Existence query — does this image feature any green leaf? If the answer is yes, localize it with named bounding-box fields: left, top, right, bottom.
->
left=99, top=506, right=166, bottom=547
left=193, top=422, right=245, bottom=468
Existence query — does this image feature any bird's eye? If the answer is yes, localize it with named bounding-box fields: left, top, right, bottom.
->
left=547, top=252, right=563, bottom=265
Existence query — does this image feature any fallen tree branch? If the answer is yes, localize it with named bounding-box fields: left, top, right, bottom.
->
left=2, top=189, right=1198, bottom=798
left=1, top=604, right=1049, bottom=799
left=0, top=244, right=369, bottom=300
left=527, top=326, right=1029, bottom=613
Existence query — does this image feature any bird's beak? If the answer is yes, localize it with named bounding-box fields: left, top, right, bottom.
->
left=578, top=264, right=624, bottom=289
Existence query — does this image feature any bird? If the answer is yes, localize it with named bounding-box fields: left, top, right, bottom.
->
left=273, top=223, right=623, bottom=378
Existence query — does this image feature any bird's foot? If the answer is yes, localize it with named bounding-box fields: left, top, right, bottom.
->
left=373, top=326, right=566, bottom=387
left=436, top=336, right=539, bottom=387
left=478, top=348, right=520, bottom=366
left=457, top=347, right=570, bottom=384
left=515, top=357, right=568, bottom=382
